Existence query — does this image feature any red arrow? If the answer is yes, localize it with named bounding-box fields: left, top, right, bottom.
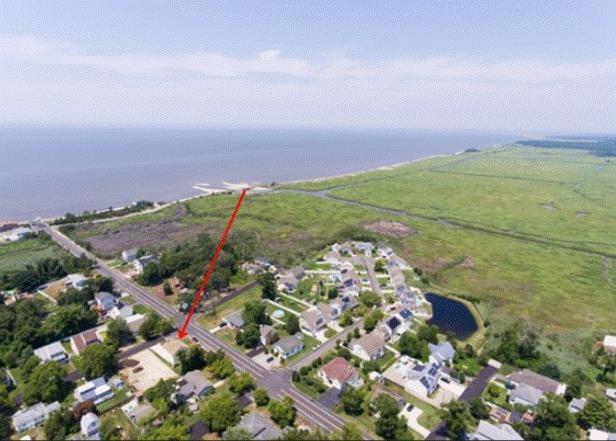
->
left=178, top=188, right=248, bottom=339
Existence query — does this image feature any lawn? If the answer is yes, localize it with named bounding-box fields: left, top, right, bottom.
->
left=0, top=236, right=62, bottom=272
left=100, top=408, right=141, bottom=440
left=277, top=294, right=310, bottom=312
left=285, top=333, right=320, bottom=363
left=197, top=285, right=262, bottom=329
left=97, top=387, right=132, bottom=413
left=381, top=381, right=442, bottom=431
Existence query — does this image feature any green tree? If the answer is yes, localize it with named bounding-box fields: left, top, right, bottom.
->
left=268, top=397, right=296, bottom=427
left=138, top=313, right=172, bottom=340
left=469, top=397, right=490, bottom=420
left=242, top=300, right=269, bottom=325
left=223, top=426, right=252, bottom=440
left=144, top=379, right=175, bottom=413
left=162, top=280, right=173, bottom=295
left=363, top=309, right=384, bottom=332
left=42, top=304, right=98, bottom=341
left=398, top=331, right=429, bottom=361
left=44, top=410, right=77, bottom=441
left=258, top=273, right=277, bottom=300
left=339, top=311, right=353, bottom=327
left=228, top=372, right=256, bottom=395
left=140, top=262, right=163, bottom=285
left=441, top=401, right=472, bottom=441
left=359, top=291, right=380, bottom=308
left=105, top=318, right=134, bottom=347
left=77, top=343, right=118, bottom=379
left=416, top=324, right=439, bottom=344
left=340, top=387, right=365, bottom=416
left=333, top=424, right=363, bottom=441
left=23, top=361, right=68, bottom=404
left=201, top=391, right=241, bottom=433
left=144, top=414, right=188, bottom=440
left=254, top=388, right=270, bottom=406
left=285, top=314, right=300, bottom=334
left=327, top=287, right=339, bottom=300
left=374, top=394, right=399, bottom=418
left=236, top=323, right=261, bottom=348
left=209, top=357, right=235, bottom=379
left=577, top=395, right=616, bottom=431
left=177, top=345, right=206, bottom=374
left=528, top=394, right=580, bottom=441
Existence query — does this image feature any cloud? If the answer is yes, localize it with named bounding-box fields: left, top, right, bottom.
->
left=0, top=33, right=615, bottom=131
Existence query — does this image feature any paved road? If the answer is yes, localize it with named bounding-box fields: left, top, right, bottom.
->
left=362, top=255, right=382, bottom=295
left=32, top=222, right=346, bottom=433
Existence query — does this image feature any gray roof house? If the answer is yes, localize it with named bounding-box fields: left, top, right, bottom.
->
left=508, top=369, right=566, bottom=407
left=80, top=412, right=101, bottom=439
left=133, top=255, right=158, bottom=273
left=471, top=420, right=523, bottom=440
left=259, top=325, right=278, bottom=346
left=121, top=248, right=139, bottom=263
left=350, top=333, right=386, bottom=361
left=176, top=370, right=214, bottom=401
left=509, top=383, right=545, bottom=407
left=273, top=335, right=304, bottom=359
left=95, top=292, right=116, bottom=312
left=33, top=341, right=69, bottom=363
left=223, top=310, right=245, bottom=329
left=568, top=397, right=586, bottom=414
left=66, top=273, right=88, bottom=290
left=429, top=342, right=455, bottom=364
left=300, top=308, right=327, bottom=334
left=12, top=401, right=61, bottom=432
left=236, top=412, right=283, bottom=440
left=74, top=376, right=113, bottom=405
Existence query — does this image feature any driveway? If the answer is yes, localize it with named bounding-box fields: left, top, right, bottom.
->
left=400, top=405, right=431, bottom=439
left=318, top=387, right=341, bottom=410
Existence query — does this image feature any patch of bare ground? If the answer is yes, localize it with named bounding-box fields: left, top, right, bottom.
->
left=576, top=210, right=590, bottom=218
left=459, top=256, right=475, bottom=269
left=541, top=202, right=558, bottom=210
left=363, top=220, right=414, bottom=237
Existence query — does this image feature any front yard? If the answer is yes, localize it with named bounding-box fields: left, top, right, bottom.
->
left=197, top=285, right=262, bottom=329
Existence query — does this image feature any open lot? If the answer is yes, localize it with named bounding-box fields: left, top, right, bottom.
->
left=197, top=285, right=262, bottom=329
left=0, top=236, right=62, bottom=272
left=120, top=348, right=178, bottom=395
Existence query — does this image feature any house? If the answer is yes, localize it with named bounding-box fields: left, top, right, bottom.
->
left=223, top=310, right=245, bottom=329
left=352, top=241, right=374, bottom=256
left=95, top=292, right=116, bottom=312
left=121, top=248, right=139, bottom=263
left=318, top=357, right=363, bottom=390
left=176, top=370, right=214, bottom=402
left=300, top=309, right=327, bottom=335
left=12, top=401, right=61, bottom=432
left=332, top=295, right=359, bottom=312
left=259, top=325, right=278, bottom=346
left=471, top=420, right=524, bottom=440
left=276, top=274, right=299, bottom=292
left=121, top=399, right=155, bottom=424
left=404, top=362, right=443, bottom=397
left=124, top=313, right=146, bottom=334
left=603, top=335, right=616, bottom=355
left=323, top=250, right=343, bottom=267
left=33, top=341, right=69, bottom=363
left=429, top=342, right=455, bottom=365
left=607, top=388, right=616, bottom=402
left=80, top=412, right=101, bottom=439
left=273, top=335, right=304, bottom=359
left=66, top=273, right=88, bottom=290
left=235, top=412, right=283, bottom=440
left=568, top=397, right=586, bottom=414
left=588, top=429, right=616, bottom=441
left=74, top=376, right=114, bottom=404
left=375, top=323, right=393, bottom=342
left=6, top=227, right=33, bottom=242
left=150, top=339, right=188, bottom=366
left=377, top=244, right=393, bottom=258
left=70, top=329, right=101, bottom=355
left=508, top=369, right=566, bottom=406
left=350, top=333, right=386, bottom=361
left=241, top=262, right=264, bottom=275
left=133, top=255, right=158, bottom=273
left=317, top=303, right=341, bottom=322
left=107, top=304, right=135, bottom=320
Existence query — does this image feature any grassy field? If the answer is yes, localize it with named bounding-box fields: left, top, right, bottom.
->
left=197, top=285, right=262, bottom=329
left=0, top=236, right=61, bottom=272
left=63, top=146, right=616, bottom=374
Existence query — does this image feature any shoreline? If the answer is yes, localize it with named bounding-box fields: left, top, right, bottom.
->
left=6, top=146, right=495, bottom=224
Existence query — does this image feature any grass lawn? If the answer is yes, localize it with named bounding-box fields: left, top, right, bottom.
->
left=278, top=294, right=309, bottom=312
left=483, top=383, right=511, bottom=410
left=101, top=408, right=141, bottom=440
left=382, top=381, right=442, bottom=431
left=197, top=285, right=262, bottom=329
left=376, top=349, right=397, bottom=372
left=285, top=334, right=320, bottom=363
left=0, top=236, right=63, bottom=272
left=97, top=388, right=132, bottom=413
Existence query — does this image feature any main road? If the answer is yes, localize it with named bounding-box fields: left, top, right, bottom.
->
left=31, top=222, right=347, bottom=434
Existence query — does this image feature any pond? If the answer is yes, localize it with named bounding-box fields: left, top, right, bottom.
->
left=425, top=292, right=478, bottom=339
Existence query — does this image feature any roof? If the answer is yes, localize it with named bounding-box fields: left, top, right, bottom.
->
left=509, top=369, right=560, bottom=394
left=275, top=335, right=303, bottom=353
left=95, top=292, right=115, bottom=308
left=189, top=421, right=209, bottom=440
left=178, top=370, right=212, bottom=398
left=71, top=329, right=100, bottom=354
left=353, top=333, right=385, bottom=358
left=588, top=429, right=616, bottom=441
left=136, top=255, right=157, bottom=266
left=224, top=310, right=245, bottom=328
left=510, top=383, right=544, bottom=406
left=429, top=342, right=455, bottom=363
left=75, top=376, right=107, bottom=399
left=259, top=325, right=275, bottom=337
left=473, top=420, right=523, bottom=441
left=569, top=397, right=586, bottom=411
left=33, top=341, right=67, bottom=361
left=301, top=309, right=325, bottom=330
left=80, top=412, right=100, bottom=432
left=12, top=401, right=60, bottom=427
left=122, top=248, right=138, bottom=258
left=607, top=388, right=616, bottom=400
left=604, top=335, right=616, bottom=347
left=321, top=357, right=357, bottom=384
left=386, top=316, right=401, bottom=330
left=399, top=309, right=412, bottom=320
left=237, top=412, right=282, bottom=441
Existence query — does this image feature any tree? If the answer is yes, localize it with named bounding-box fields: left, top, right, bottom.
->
left=333, top=424, right=363, bottom=441
left=209, top=357, right=235, bottom=379
left=177, top=345, right=206, bottom=374
left=23, top=361, right=68, bottom=404
left=528, top=394, right=580, bottom=441
left=237, top=323, right=262, bottom=348
left=340, top=387, right=365, bottom=416
left=77, top=343, right=118, bottom=380
left=258, top=273, right=277, bottom=300
left=144, top=379, right=175, bottom=413
left=416, top=324, right=439, bottom=344
left=577, top=396, right=616, bottom=431
left=441, top=401, right=472, bottom=441
left=223, top=426, right=252, bottom=440
left=140, top=262, right=163, bottom=285
left=254, top=388, right=270, bottom=406
left=100, top=415, right=121, bottom=441
left=201, top=391, right=241, bottom=433
left=145, top=414, right=188, bottom=440
left=228, top=372, right=255, bottom=395
left=44, top=410, right=77, bottom=441
left=105, top=318, right=134, bottom=347
left=339, top=311, right=353, bottom=327
left=398, top=331, right=429, bottom=361
left=469, top=397, right=490, bottom=420
left=359, top=291, right=380, bottom=308
left=242, top=300, right=269, bottom=325
left=372, top=396, right=411, bottom=441
left=285, top=314, right=300, bottom=334
left=138, top=313, right=172, bottom=340
left=42, top=304, right=98, bottom=341
left=268, top=397, right=296, bottom=427
left=328, top=287, right=339, bottom=300
left=363, top=310, right=384, bottom=332
left=538, top=362, right=561, bottom=380
left=162, top=281, right=173, bottom=296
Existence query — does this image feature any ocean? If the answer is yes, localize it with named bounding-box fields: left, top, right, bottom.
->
left=0, top=128, right=515, bottom=221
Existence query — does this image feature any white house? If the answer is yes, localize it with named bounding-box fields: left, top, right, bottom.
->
left=273, top=335, right=304, bottom=359
left=405, top=362, right=443, bottom=397
left=12, top=401, right=60, bottom=432
left=150, top=338, right=188, bottom=366
left=133, top=255, right=158, bottom=273
left=66, top=274, right=88, bottom=290
left=471, top=420, right=524, bottom=440
left=318, top=357, right=363, bottom=390
left=603, top=335, right=616, bottom=355
left=33, top=341, right=69, bottom=363
left=350, top=333, right=386, bottom=361
left=429, top=342, right=455, bottom=365
left=508, top=369, right=567, bottom=407
left=121, top=248, right=139, bottom=263
left=300, top=309, right=327, bottom=335
left=80, top=412, right=101, bottom=439
left=588, top=429, right=616, bottom=441
left=74, top=376, right=114, bottom=404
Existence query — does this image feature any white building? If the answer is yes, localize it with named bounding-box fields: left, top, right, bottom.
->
left=12, top=402, right=60, bottom=432
left=121, top=248, right=139, bottom=263
left=471, top=420, right=523, bottom=440
left=74, top=376, right=114, bottom=404
left=66, top=274, right=88, bottom=290
left=133, top=255, right=158, bottom=273
left=5, top=227, right=33, bottom=242
left=350, top=333, right=386, bottom=361
left=33, top=341, right=69, bottom=363
left=80, top=412, right=101, bottom=439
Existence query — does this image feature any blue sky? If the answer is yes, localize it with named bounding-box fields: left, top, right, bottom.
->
left=1, top=1, right=615, bottom=131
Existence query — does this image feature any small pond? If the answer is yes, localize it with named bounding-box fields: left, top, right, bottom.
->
left=425, top=292, right=478, bottom=339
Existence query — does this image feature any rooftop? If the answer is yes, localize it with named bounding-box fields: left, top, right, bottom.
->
left=321, top=357, right=357, bottom=384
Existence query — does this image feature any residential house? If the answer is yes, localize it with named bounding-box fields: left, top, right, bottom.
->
left=175, top=370, right=214, bottom=402
left=33, top=341, right=69, bottom=363
left=133, top=255, right=158, bottom=273
left=318, top=357, right=363, bottom=390
left=276, top=272, right=299, bottom=292
left=317, top=303, right=341, bottom=322
left=332, top=294, right=359, bottom=312
left=124, top=312, right=146, bottom=334
left=121, top=399, right=155, bottom=424
left=223, top=310, right=245, bottom=329
left=150, top=339, right=188, bottom=366
left=470, top=420, right=524, bottom=441
left=350, top=333, right=386, bottom=361
left=241, top=262, right=264, bottom=275
left=429, top=342, right=455, bottom=365
left=70, top=329, right=101, bottom=355
left=508, top=369, right=567, bottom=407
left=377, top=244, right=393, bottom=258
left=259, top=325, right=278, bottom=346
left=569, top=397, right=586, bottom=414
left=107, top=304, right=135, bottom=320
left=95, top=292, right=116, bottom=312
left=74, top=377, right=114, bottom=404
left=323, top=250, right=343, bottom=267
left=374, top=323, right=393, bottom=342
left=12, top=401, right=61, bottom=432
left=121, top=248, right=139, bottom=263
left=404, top=362, right=443, bottom=397
left=273, top=335, right=304, bottom=359
left=588, top=429, right=616, bottom=441
left=80, top=412, right=101, bottom=439
left=603, top=335, right=616, bottom=355
left=6, top=227, right=33, bottom=242
left=236, top=412, right=282, bottom=441
left=607, top=388, right=616, bottom=402
left=66, top=274, right=88, bottom=290
left=352, top=241, right=374, bottom=256
left=300, top=309, right=327, bottom=335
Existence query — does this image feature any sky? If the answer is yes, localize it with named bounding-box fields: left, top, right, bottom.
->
left=1, top=1, right=615, bottom=132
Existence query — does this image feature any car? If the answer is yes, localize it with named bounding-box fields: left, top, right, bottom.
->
left=266, top=356, right=274, bottom=363
left=406, top=404, right=414, bottom=412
